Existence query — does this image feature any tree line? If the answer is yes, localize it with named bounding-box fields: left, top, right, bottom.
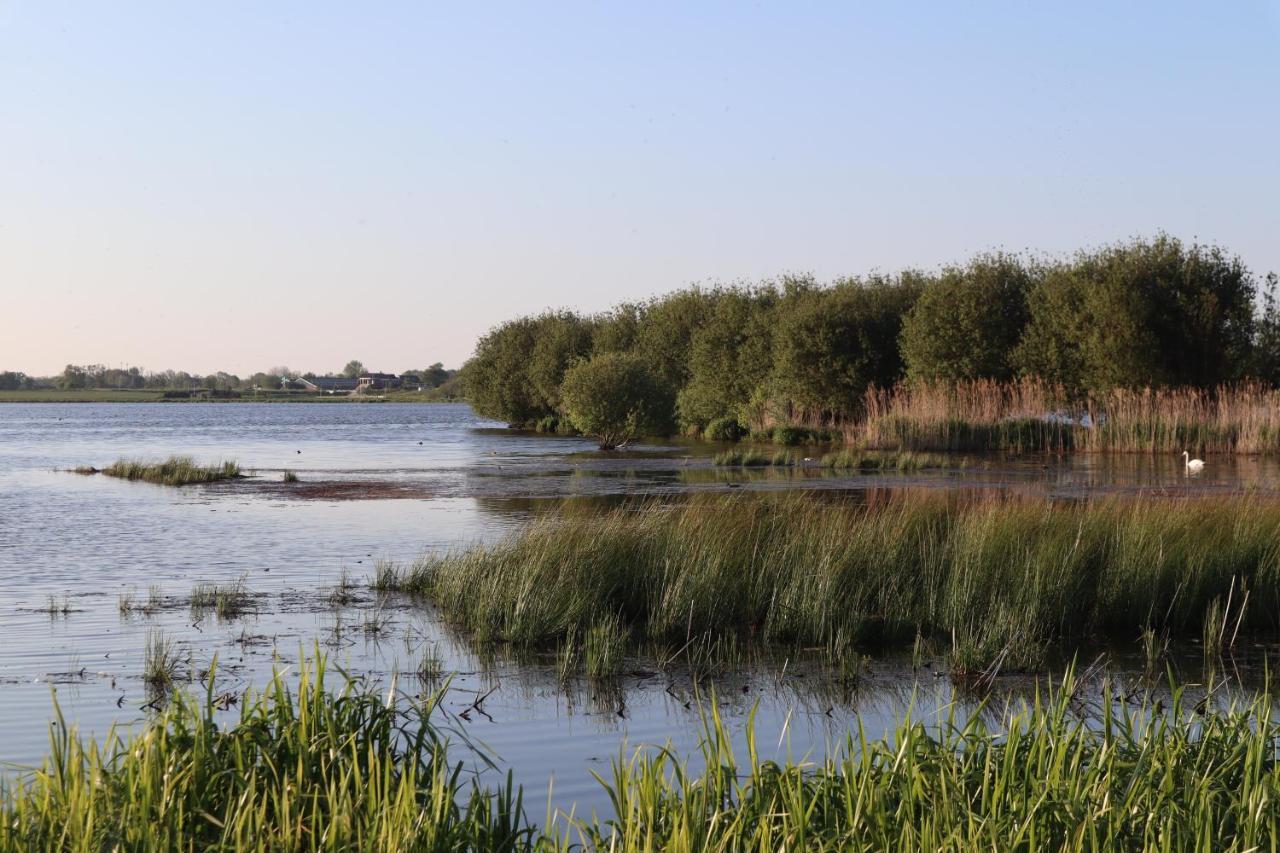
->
left=463, top=235, right=1280, bottom=445
left=0, top=361, right=458, bottom=393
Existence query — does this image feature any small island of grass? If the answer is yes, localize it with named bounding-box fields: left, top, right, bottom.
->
left=77, top=456, right=242, bottom=486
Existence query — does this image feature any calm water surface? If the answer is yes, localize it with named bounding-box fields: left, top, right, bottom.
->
left=2, top=402, right=1278, bottom=814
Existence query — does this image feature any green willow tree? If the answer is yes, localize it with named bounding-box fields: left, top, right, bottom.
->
left=560, top=352, right=673, bottom=449
left=900, top=254, right=1034, bottom=382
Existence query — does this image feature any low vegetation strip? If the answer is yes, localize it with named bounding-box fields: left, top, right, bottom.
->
left=98, top=456, right=241, bottom=485
left=712, top=448, right=960, bottom=470
left=7, top=656, right=1280, bottom=849
left=384, top=492, right=1280, bottom=671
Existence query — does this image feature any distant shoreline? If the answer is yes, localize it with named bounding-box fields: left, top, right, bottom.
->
left=0, top=389, right=462, bottom=404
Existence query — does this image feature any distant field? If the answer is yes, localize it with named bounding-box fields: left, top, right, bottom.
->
left=0, top=389, right=461, bottom=403
left=0, top=389, right=169, bottom=402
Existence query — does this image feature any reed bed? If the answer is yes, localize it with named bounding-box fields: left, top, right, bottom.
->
left=859, top=378, right=1074, bottom=452
left=10, top=656, right=1280, bottom=848
left=388, top=492, right=1280, bottom=672
left=1081, top=383, right=1280, bottom=454
left=99, top=456, right=241, bottom=486
left=858, top=379, right=1280, bottom=454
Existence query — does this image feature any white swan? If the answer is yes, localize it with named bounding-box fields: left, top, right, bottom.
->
left=1182, top=451, right=1205, bottom=474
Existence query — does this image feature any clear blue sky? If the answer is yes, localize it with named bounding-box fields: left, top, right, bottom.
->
left=2, top=2, right=1277, bottom=376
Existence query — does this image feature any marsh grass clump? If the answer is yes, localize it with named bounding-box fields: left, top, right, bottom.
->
left=584, top=615, right=627, bottom=680
left=415, top=643, right=445, bottom=684
left=142, top=630, right=187, bottom=687
left=405, top=492, right=1280, bottom=672
left=41, top=595, right=71, bottom=616
left=0, top=654, right=529, bottom=850
left=819, top=449, right=961, bottom=471
left=281, top=469, right=299, bottom=483
left=712, top=448, right=804, bottom=467
left=189, top=576, right=252, bottom=619
left=100, top=456, right=241, bottom=486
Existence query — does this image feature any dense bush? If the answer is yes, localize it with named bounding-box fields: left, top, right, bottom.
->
left=900, top=253, right=1033, bottom=382
left=704, top=416, right=748, bottom=442
left=1016, top=236, right=1257, bottom=391
left=560, top=352, right=673, bottom=449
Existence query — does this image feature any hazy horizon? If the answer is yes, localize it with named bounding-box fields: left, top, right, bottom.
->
left=3, top=2, right=1278, bottom=377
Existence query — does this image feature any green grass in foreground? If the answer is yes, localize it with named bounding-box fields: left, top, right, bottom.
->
left=99, top=456, right=241, bottom=486
left=6, top=654, right=1280, bottom=850
left=382, top=492, right=1280, bottom=673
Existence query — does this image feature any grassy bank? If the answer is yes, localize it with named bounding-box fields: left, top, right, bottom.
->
left=0, top=389, right=170, bottom=403
left=8, top=656, right=1280, bottom=849
left=93, top=456, right=242, bottom=486
left=380, top=492, right=1280, bottom=672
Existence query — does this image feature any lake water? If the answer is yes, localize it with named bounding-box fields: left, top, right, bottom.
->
left=2, top=402, right=1278, bottom=815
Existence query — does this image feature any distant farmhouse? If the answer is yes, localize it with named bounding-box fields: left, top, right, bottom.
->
left=292, top=377, right=360, bottom=393
left=285, top=373, right=424, bottom=395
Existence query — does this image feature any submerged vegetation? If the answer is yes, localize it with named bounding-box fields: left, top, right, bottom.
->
left=10, top=654, right=1280, bottom=848
left=464, top=235, right=1280, bottom=453
left=382, top=492, right=1280, bottom=673
left=96, top=456, right=242, bottom=486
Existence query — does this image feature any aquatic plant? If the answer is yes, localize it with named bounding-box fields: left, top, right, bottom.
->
left=189, top=576, right=252, bottom=619
left=570, top=680, right=1280, bottom=850
left=584, top=614, right=627, bottom=680
left=99, top=456, right=241, bottom=486
left=818, top=449, right=960, bottom=470
left=415, top=642, right=445, bottom=685
left=282, top=469, right=299, bottom=483
left=142, top=630, right=186, bottom=687
left=0, top=655, right=529, bottom=850
left=408, top=492, right=1280, bottom=672
left=11, top=658, right=1280, bottom=848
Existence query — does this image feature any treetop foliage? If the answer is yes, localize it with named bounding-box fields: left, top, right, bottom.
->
left=462, top=234, right=1278, bottom=439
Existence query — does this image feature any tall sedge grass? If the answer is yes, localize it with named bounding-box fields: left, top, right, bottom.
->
left=858, top=379, right=1280, bottom=454
left=392, top=492, right=1280, bottom=671
left=0, top=654, right=531, bottom=850
left=10, top=657, right=1280, bottom=848
left=571, top=681, right=1280, bottom=850
left=100, top=456, right=241, bottom=485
